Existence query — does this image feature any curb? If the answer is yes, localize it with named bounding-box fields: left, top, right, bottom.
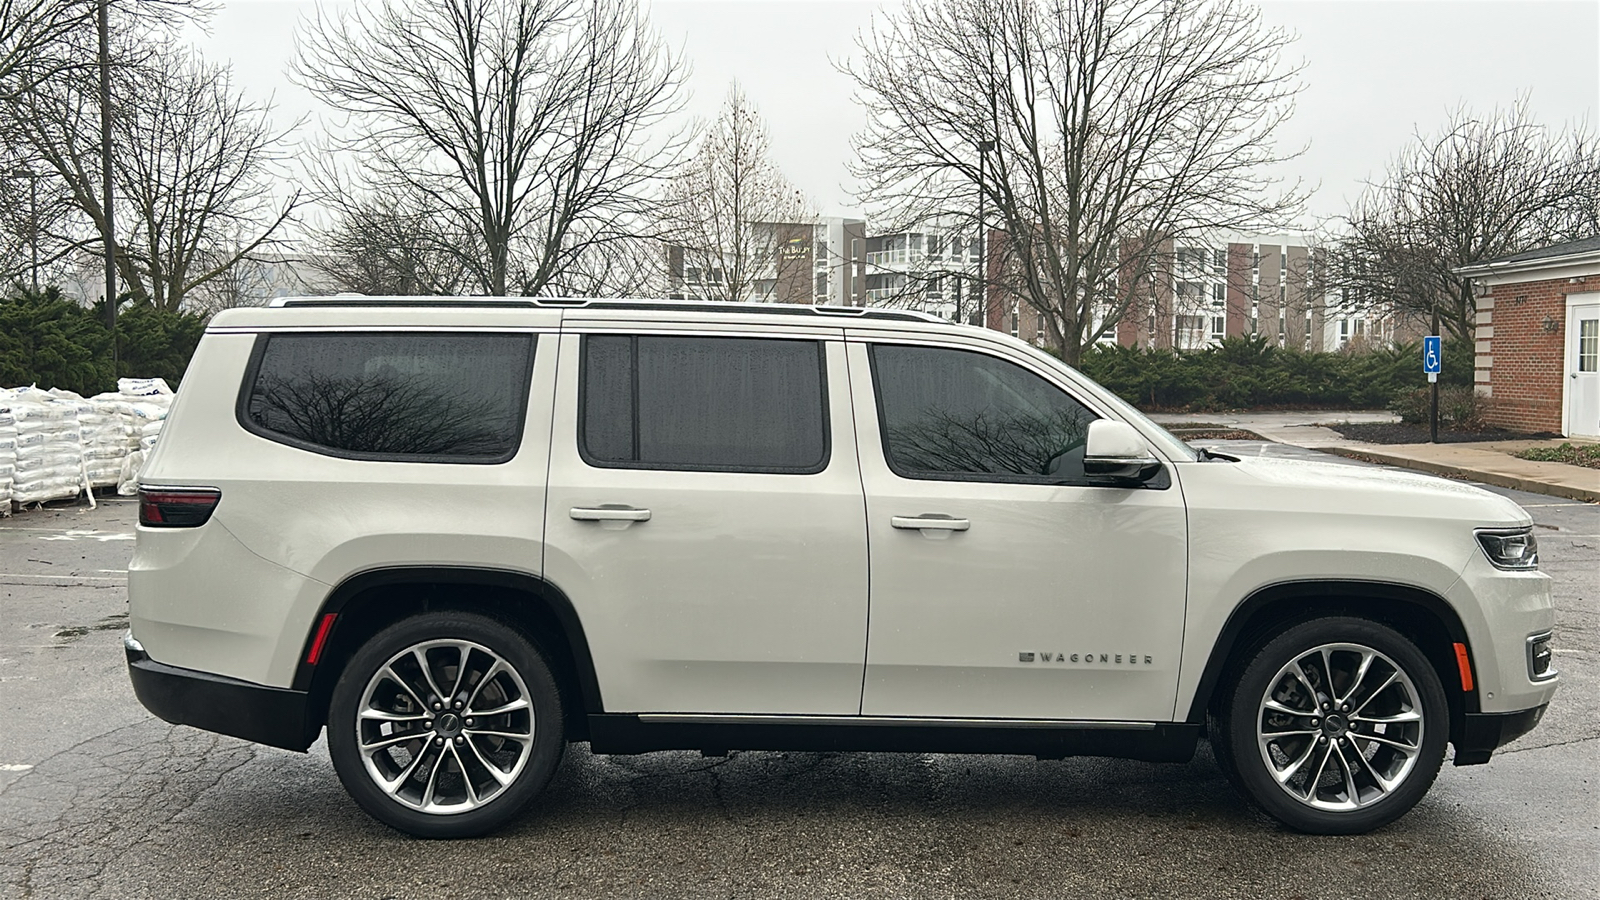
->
left=1320, top=447, right=1600, bottom=504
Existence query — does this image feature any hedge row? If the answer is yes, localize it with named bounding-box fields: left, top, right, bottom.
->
left=1075, top=335, right=1475, bottom=412
left=0, top=287, right=1472, bottom=415
left=0, top=288, right=205, bottom=396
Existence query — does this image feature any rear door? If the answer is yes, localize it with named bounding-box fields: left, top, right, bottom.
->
left=543, top=323, right=868, bottom=715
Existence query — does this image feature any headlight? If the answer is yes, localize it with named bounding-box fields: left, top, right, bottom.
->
left=1476, top=527, right=1539, bottom=570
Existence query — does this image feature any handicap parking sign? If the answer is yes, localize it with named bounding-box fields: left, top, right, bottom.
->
left=1423, top=336, right=1441, bottom=375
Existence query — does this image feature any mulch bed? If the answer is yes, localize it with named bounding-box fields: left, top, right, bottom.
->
left=1328, top=423, right=1557, bottom=445
left=1171, top=429, right=1265, bottom=442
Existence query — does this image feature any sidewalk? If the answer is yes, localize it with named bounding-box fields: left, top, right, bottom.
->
left=1149, top=410, right=1600, bottom=503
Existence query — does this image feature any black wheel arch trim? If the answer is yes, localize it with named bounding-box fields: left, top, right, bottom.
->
left=291, top=566, right=604, bottom=723
left=1185, top=579, right=1479, bottom=727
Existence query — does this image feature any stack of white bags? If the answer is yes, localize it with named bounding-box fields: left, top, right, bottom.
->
left=0, top=377, right=174, bottom=512
left=1, top=386, right=89, bottom=506
left=0, top=400, right=15, bottom=513
left=91, top=378, right=175, bottom=496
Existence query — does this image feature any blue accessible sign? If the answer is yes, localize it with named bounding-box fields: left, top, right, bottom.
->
left=1423, top=335, right=1441, bottom=382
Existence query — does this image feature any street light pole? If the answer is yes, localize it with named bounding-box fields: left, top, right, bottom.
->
left=98, top=0, right=117, bottom=371
left=974, top=139, right=995, bottom=327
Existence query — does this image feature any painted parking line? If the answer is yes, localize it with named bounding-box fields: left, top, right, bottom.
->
left=0, top=572, right=126, bottom=584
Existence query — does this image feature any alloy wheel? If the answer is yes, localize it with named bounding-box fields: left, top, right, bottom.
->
left=354, top=639, right=535, bottom=815
left=1255, top=642, right=1425, bottom=812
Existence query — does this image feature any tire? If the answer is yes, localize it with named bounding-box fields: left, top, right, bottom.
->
left=326, top=611, right=565, bottom=838
left=1215, top=617, right=1448, bottom=835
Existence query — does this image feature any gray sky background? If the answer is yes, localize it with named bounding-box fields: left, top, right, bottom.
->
left=191, top=0, right=1599, bottom=231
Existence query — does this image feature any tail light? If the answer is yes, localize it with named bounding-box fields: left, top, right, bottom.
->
left=139, top=487, right=222, bottom=528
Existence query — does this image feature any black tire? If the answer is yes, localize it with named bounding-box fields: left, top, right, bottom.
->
left=327, top=612, right=564, bottom=838
left=1215, top=617, right=1448, bottom=835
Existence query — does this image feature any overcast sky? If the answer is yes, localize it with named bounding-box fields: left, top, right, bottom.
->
left=191, top=0, right=1599, bottom=230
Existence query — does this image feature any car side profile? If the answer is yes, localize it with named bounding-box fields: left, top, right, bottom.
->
left=125, top=298, right=1557, bottom=838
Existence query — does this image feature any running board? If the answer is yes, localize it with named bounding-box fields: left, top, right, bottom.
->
left=586, top=713, right=1199, bottom=762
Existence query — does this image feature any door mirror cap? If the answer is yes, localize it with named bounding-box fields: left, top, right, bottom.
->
left=1083, top=420, right=1163, bottom=483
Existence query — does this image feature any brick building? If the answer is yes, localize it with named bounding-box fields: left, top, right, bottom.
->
left=1456, top=236, right=1600, bottom=438
left=986, top=234, right=1403, bottom=353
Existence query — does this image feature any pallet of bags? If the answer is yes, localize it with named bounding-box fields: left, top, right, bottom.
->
left=111, top=377, right=174, bottom=496
left=0, top=398, right=15, bottom=514
left=45, top=388, right=119, bottom=490
left=3, top=387, right=88, bottom=506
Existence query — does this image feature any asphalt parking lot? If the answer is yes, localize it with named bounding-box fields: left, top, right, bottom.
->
left=1, top=455, right=1595, bottom=900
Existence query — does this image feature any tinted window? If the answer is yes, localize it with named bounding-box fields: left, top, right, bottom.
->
left=581, top=335, right=828, bottom=472
left=870, top=344, right=1097, bottom=482
left=243, top=332, right=534, bottom=462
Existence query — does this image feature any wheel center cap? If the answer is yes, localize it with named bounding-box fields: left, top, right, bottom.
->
left=1322, top=713, right=1347, bottom=737
left=435, top=712, right=463, bottom=737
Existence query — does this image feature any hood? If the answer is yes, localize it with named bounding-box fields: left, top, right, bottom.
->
left=1216, top=455, right=1531, bottom=527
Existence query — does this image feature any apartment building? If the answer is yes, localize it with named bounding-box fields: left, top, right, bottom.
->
left=665, top=217, right=869, bottom=305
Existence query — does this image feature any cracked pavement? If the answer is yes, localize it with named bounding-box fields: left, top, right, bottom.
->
left=1, top=462, right=1595, bottom=900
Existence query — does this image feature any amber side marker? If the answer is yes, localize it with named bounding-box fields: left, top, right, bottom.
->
left=1452, top=642, right=1475, bottom=692
left=306, top=613, right=338, bottom=665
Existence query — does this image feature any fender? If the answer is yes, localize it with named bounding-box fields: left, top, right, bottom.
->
left=1183, top=578, right=1478, bottom=725
left=290, top=566, right=604, bottom=717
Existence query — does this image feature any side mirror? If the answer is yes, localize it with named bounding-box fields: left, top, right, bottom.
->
left=1083, top=420, right=1162, bottom=484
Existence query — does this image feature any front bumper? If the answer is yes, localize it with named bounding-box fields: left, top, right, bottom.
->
left=1452, top=705, right=1548, bottom=766
left=125, top=633, right=318, bottom=752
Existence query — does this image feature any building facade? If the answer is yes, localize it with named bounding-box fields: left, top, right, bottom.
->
left=1457, top=236, right=1600, bottom=438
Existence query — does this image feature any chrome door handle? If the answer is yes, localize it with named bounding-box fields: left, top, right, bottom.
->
left=891, top=515, right=970, bottom=532
left=570, top=506, right=652, bottom=522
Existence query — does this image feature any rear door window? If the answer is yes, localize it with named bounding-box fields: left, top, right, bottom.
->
left=580, top=335, right=829, bottom=473
left=241, top=332, right=535, bottom=463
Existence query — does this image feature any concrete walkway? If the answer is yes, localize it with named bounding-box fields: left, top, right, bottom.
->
left=1149, top=410, right=1600, bottom=503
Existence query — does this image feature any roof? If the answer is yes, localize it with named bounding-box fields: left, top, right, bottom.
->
left=1454, top=235, right=1600, bottom=278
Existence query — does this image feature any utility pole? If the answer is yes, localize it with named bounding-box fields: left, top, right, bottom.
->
left=98, top=0, right=117, bottom=372
left=973, top=139, right=995, bottom=327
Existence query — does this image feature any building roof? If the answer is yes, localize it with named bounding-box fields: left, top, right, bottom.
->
left=1454, top=235, right=1600, bottom=278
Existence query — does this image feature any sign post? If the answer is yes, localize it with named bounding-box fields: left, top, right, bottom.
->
left=1424, top=335, right=1442, bottom=443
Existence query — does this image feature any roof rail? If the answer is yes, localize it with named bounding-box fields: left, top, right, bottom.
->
left=269, top=295, right=949, bottom=324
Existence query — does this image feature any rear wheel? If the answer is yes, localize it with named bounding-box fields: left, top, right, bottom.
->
left=327, top=612, right=564, bottom=838
left=1216, top=617, right=1448, bottom=834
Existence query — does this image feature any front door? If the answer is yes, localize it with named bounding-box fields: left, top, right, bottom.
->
left=848, top=337, right=1188, bottom=722
left=543, top=329, right=869, bottom=715
left=1567, top=298, right=1600, bottom=438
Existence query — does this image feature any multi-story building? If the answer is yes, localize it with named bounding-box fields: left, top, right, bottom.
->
left=859, top=228, right=985, bottom=321
left=974, top=233, right=1424, bottom=354
left=665, top=217, right=869, bottom=306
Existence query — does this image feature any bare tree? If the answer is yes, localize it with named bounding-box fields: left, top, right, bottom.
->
left=660, top=82, right=814, bottom=302
left=0, top=0, right=88, bottom=98
left=847, top=0, right=1305, bottom=365
left=1322, top=99, right=1600, bottom=341
left=305, top=179, right=475, bottom=297
left=4, top=30, right=298, bottom=310
left=295, top=0, right=686, bottom=298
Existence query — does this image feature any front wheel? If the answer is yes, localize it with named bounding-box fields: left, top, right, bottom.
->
left=327, top=612, right=565, bottom=838
left=1216, top=617, right=1449, bottom=834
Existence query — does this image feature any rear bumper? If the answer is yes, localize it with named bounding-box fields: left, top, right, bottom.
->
left=125, top=633, right=318, bottom=752
left=1452, top=705, right=1548, bottom=766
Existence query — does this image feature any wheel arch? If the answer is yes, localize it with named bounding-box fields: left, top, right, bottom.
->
left=292, top=566, right=602, bottom=742
left=1185, top=580, right=1478, bottom=744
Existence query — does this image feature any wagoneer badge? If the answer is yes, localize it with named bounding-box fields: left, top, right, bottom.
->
left=1019, top=651, right=1153, bottom=664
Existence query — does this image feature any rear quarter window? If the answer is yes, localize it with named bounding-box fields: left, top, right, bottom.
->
left=239, top=332, right=536, bottom=463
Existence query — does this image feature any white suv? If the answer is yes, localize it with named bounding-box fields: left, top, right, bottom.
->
left=125, top=298, right=1557, bottom=838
